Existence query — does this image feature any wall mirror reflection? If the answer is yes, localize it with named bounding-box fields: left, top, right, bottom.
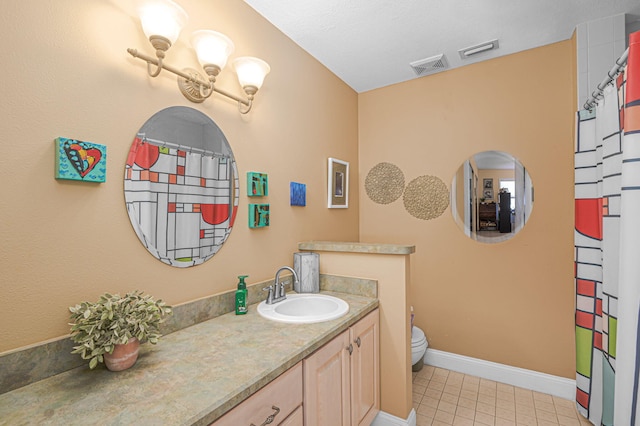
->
left=124, top=106, right=239, bottom=267
left=451, top=150, right=533, bottom=244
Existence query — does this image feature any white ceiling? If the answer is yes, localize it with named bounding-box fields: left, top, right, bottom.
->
left=474, top=151, right=517, bottom=170
left=243, top=0, right=640, bottom=93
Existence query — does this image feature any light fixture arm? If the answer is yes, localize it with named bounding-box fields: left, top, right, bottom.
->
left=128, top=48, right=201, bottom=84
left=147, top=57, right=163, bottom=78
left=146, top=35, right=171, bottom=77
left=127, top=48, right=254, bottom=113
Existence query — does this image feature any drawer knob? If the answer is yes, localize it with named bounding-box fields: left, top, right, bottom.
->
left=347, top=343, right=353, bottom=355
left=355, top=337, right=361, bottom=348
left=251, top=405, right=280, bottom=426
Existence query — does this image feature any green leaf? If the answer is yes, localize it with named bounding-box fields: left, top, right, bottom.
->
left=89, top=357, right=98, bottom=369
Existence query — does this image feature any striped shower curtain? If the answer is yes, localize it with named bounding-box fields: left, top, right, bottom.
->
left=574, top=32, right=640, bottom=425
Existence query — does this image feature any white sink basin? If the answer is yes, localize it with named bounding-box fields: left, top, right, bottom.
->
left=257, top=293, right=349, bottom=324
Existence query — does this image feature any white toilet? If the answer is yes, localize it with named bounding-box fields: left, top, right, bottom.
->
left=411, top=326, right=428, bottom=371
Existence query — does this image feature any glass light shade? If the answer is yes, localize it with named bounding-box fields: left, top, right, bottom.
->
left=137, top=0, right=188, bottom=45
left=191, top=30, right=235, bottom=70
left=232, top=57, right=271, bottom=90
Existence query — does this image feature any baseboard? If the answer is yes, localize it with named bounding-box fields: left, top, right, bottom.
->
left=424, top=349, right=575, bottom=400
left=371, top=408, right=416, bottom=426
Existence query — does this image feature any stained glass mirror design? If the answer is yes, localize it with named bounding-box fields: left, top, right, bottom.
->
left=124, top=106, right=239, bottom=267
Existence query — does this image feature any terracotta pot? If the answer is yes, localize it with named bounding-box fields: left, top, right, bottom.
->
left=104, top=338, right=140, bottom=372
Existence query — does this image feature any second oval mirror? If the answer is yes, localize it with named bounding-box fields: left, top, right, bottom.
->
left=124, top=106, right=239, bottom=267
left=451, top=151, right=533, bottom=243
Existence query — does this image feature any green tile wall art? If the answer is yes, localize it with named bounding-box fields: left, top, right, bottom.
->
left=249, top=203, right=270, bottom=228
left=290, top=182, right=306, bottom=206
left=247, top=172, right=268, bottom=196
left=55, top=137, right=106, bottom=182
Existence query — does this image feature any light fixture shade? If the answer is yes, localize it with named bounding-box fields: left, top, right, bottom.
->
left=233, top=57, right=271, bottom=90
left=137, top=0, right=188, bottom=45
left=191, top=30, right=235, bottom=70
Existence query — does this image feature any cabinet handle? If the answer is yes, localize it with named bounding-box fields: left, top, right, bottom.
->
left=355, top=337, right=361, bottom=348
left=250, top=405, right=280, bottom=426
left=347, top=343, right=353, bottom=355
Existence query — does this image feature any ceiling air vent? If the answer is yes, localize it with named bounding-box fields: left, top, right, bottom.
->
left=410, top=54, right=449, bottom=76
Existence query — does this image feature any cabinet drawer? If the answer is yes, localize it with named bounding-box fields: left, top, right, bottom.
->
left=212, top=362, right=303, bottom=426
left=279, top=404, right=303, bottom=426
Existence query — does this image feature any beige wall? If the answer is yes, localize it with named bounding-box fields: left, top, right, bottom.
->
left=358, top=41, right=577, bottom=378
left=0, top=0, right=359, bottom=353
left=1, top=0, right=580, bottom=383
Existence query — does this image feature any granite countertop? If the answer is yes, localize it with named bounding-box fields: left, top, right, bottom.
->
left=0, top=291, right=378, bottom=426
left=298, top=241, right=415, bottom=255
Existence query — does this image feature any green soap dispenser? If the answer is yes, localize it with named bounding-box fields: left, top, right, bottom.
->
left=235, top=275, right=248, bottom=315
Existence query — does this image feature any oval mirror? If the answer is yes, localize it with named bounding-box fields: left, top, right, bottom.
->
left=451, top=151, right=533, bottom=243
left=124, top=106, right=238, bottom=267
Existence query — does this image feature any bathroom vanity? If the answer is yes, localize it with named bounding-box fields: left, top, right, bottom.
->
left=0, top=291, right=378, bottom=425
left=213, top=309, right=379, bottom=426
left=0, top=241, right=413, bottom=425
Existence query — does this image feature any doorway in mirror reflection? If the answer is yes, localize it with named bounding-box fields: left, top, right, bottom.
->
left=451, top=150, right=533, bottom=244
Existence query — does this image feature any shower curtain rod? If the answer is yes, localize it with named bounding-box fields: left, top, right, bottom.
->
left=584, top=48, right=629, bottom=111
left=138, top=134, right=230, bottom=159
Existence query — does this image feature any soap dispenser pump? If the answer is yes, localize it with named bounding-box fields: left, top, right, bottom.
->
left=235, top=275, right=248, bottom=315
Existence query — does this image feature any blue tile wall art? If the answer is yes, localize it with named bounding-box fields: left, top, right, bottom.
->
left=55, top=137, right=107, bottom=182
left=290, top=182, right=306, bottom=206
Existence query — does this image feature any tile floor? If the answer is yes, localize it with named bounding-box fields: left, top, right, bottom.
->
left=412, top=366, right=592, bottom=426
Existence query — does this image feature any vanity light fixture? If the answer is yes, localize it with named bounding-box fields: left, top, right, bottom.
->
left=127, top=0, right=270, bottom=114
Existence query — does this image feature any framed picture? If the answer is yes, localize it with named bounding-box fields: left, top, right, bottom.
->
left=483, top=178, right=493, bottom=189
left=327, top=157, right=349, bottom=208
left=483, top=189, right=493, bottom=200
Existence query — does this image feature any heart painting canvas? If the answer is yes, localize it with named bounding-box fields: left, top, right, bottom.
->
left=55, top=137, right=107, bottom=182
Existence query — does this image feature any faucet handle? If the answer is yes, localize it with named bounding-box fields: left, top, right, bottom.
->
left=262, top=285, right=274, bottom=303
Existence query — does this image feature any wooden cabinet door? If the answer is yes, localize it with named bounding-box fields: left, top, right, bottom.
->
left=350, top=310, right=380, bottom=426
left=303, top=329, right=351, bottom=426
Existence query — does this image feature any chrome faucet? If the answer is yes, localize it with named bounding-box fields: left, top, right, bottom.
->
left=263, top=266, right=299, bottom=305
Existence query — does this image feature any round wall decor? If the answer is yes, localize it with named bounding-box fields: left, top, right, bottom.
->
left=365, top=162, right=405, bottom=204
left=403, top=175, right=449, bottom=220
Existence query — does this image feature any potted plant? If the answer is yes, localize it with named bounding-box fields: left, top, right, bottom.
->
left=69, top=290, right=173, bottom=371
